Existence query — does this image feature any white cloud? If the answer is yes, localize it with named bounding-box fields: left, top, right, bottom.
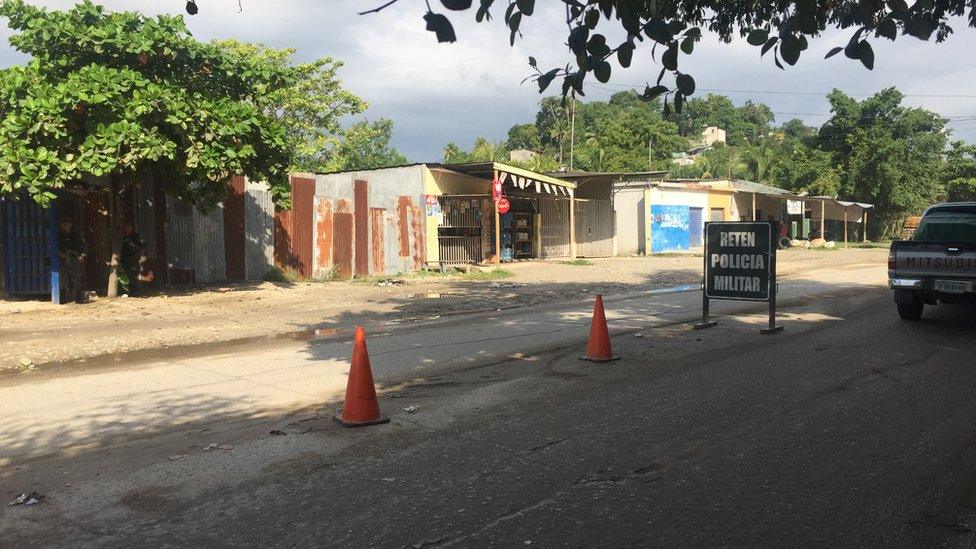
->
left=3, top=2, right=976, bottom=158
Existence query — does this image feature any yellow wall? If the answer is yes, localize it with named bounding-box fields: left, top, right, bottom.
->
left=707, top=190, right=734, bottom=221
left=421, top=167, right=493, bottom=266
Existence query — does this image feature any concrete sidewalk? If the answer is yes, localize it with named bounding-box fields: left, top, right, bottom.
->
left=0, top=263, right=885, bottom=467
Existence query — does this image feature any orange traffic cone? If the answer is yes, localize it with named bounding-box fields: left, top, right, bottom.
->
left=581, top=294, right=619, bottom=363
left=334, top=326, right=390, bottom=428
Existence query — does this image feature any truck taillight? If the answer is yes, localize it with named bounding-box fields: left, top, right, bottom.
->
left=888, top=251, right=896, bottom=270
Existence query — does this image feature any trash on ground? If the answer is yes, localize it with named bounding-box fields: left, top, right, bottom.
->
left=269, top=429, right=287, bottom=436
left=381, top=477, right=396, bottom=482
left=633, top=333, right=644, bottom=339
left=218, top=444, right=234, bottom=451
left=403, top=406, right=421, bottom=414
left=204, top=443, right=218, bottom=450
left=8, top=492, right=44, bottom=506
left=18, top=356, right=33, bottom=368
left=168, top=454, right=188, bottom=460
left=377, top=278, right=406, bottom=286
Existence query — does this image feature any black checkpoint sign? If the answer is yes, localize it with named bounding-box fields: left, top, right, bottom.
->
left=704, top=222, right=773, bottom=301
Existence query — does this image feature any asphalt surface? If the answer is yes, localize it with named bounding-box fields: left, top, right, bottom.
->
left=5, top=263, right=976, bottom=547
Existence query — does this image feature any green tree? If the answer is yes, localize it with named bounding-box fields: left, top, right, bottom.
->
left=820, top=88, right=947, bottom=237
left=324, top=119, right=407, bottom=172
left=506, top=123, right=541, bottom=151
left=943, top=141, right=976, bottom=202
left=767, top=143, right=840, bottom=196
left=0, top=1, right=296, bottom=296
left=214, top=40, right=368, bottom=174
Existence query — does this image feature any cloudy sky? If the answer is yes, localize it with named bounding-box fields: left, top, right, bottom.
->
left=3, top=1, right=976, bottom=161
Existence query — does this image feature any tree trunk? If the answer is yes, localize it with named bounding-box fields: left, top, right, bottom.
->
left=106, top=175, right=121, bottom=298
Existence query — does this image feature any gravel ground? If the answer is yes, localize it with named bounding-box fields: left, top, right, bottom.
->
left=0, top=247, right=887, bottom=371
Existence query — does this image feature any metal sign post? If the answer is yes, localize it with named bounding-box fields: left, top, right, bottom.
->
left=695, top=221, right=781, bottom=334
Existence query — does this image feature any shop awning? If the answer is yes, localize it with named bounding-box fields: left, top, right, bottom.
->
left=444, top=161, right=576, bottom=197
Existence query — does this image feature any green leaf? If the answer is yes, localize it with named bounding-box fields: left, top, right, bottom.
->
left=680, top=36, right=694, bottom=55
left=640, top=84, right=668, bottom=102
left=780, top=36, right=801, bottom=65
left=617, top=41, right=634, bottom=68
left=440, top=0, right=472, bottom=10
left=825, top=46, right=844, bottom=58
left=424, top=11, right=457, bottom=43
left=593, top=61, right=611, bottom=83
left=661, top=43, right=678, bottom=71
left=516, top=0, right=534, bottom=16
left=761, top=37, right=778, bottom=57
left=747, top=29, right=769, bottom=46
left=675, top=73, right=695, bottom=96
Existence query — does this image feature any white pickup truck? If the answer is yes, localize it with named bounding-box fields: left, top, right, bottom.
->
left=888, top=202, right=976, bottom=319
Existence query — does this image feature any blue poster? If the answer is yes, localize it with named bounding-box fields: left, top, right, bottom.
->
left=651, top=205, right=690, bottom=252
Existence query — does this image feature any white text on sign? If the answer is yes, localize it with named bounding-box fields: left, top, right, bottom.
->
left=710, top=254, right=765, bottom=269
left=719, top=231, right=756, bottom=247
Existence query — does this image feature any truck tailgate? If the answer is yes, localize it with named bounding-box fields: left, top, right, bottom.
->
left=891, top=242, right=976, bottom=279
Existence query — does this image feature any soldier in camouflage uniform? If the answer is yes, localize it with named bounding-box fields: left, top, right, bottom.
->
left=57, top=218, right=88, bottom=304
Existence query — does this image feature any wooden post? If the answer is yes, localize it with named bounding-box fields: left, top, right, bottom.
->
left=862, top=209, right=868, bottom=242
left=843, top=206, right=849, bottom=248
left=751, top=193, right=757, bottom=221
left=569, top=189, right=577, bottom=259
left=533, top=209, right=542, bottom=259
left=49, top=199, right=61, bottom=304
left=494, top=204, right=501, bottom=265
left=819, top=200, right=825, bottom=239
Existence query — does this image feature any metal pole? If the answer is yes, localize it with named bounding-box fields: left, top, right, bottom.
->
left=569, top=95, right=576, bottom=171
left=761, top=224, right=783, bottom=334
left=694, top=224, right=717, bottom=330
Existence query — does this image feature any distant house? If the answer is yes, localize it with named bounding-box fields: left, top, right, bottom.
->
left=700, top=126, right=727, bottom=147
left=509, top=149, right=539, bottom=163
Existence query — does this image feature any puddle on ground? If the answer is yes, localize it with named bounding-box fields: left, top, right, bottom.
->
left=647, top=284, right=698, bottom=295
left=277, top=327, right=339, bottom=341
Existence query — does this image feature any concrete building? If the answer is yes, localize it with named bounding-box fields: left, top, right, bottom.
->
left=509, top=149, right=539, bottom=163
left=614, top=177, right=874, bottom=255
left=302, top=162, right=615, bottom=280
left=700, top=126, right=727, bottom=147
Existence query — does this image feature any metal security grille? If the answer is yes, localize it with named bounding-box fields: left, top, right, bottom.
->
left=437, top=196, right=487, bottom=265
left=438, top=236, right=483, bottom=264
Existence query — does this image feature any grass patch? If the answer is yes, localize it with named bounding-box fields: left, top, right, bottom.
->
left=463, top=269, right=513, bottom=281
left=264, top=266, right=337, bottom=283
left=558, top=259, right=593, bottom=266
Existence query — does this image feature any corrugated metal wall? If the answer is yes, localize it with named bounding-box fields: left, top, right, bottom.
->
left=290, top=176, right=315, bottom=278
left=134, top=181, right=157, bottom=261
left=223, top=176, right=246, bottom=281
left=574, top=199, right=614, bottom=257
left=1, top=196, right=53, bottom=295
left=244, top=179, right=275, bottom=281
left=165, top=196, right=195, bottom=272
left=193, top=205, right=227, bottom=283
left=165, top=196, right=228, bottom=284
left=314, top=166, right=426, bottom=277
left=540, top=198, right=571, bottom=258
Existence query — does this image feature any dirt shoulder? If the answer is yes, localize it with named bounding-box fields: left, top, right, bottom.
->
left=0, top=247, right=886, bottom=371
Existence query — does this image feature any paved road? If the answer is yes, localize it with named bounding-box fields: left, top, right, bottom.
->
left=7, top=262, right=976, bottom=546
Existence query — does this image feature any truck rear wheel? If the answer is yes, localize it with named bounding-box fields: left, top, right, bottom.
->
left=897, top=300, right=924, bottom=320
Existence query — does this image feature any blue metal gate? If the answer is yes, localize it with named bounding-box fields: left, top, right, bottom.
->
left=2, top=196, right=58, bottom=299
left=689, top=207, right=704, bottom=247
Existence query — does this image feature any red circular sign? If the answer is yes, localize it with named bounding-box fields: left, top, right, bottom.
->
left=496, top=197, right=511, bottom=214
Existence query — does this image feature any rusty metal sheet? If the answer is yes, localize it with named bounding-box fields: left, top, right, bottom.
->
left=370, top=207, right=385, bottom=274
left=223, top=175, right=246, bottom=280
left=333, top=212, right=354, bottom=280
left=397, top=196, right=411, bottom=258
left=354, top=179, right=369, bottom=276
left=315, top=198, right=333, bottom=275
left=410, top=203, right=426, bottom=270
left=291, top=176, right=315, bottom=278
left=273, top=206, right=293, bottom=271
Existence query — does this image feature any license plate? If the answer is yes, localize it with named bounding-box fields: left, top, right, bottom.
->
left=934, top=280, right=973, bottom=294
